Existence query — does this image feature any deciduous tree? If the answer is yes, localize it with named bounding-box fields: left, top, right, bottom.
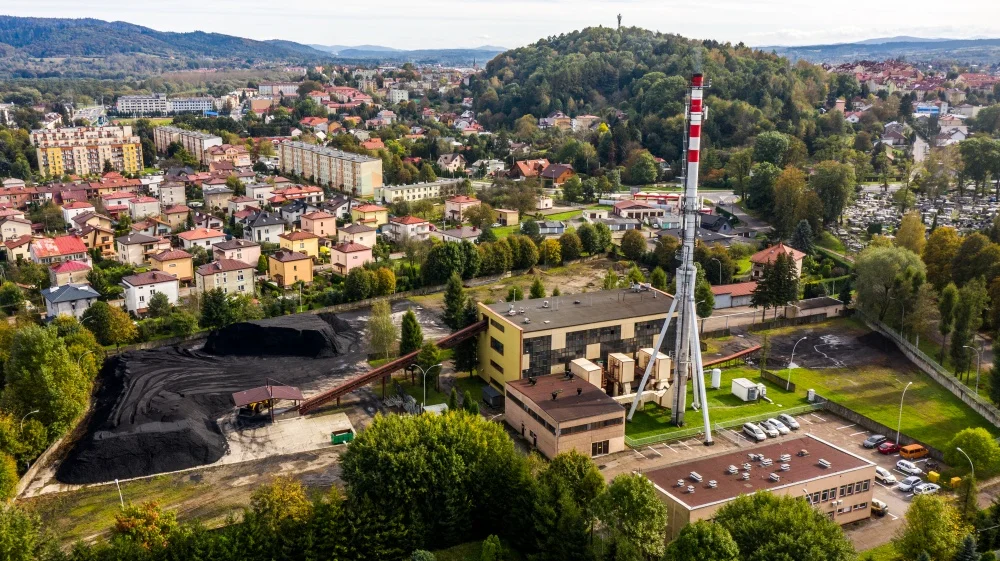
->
left=559, top=230, right=582, bottom=261
left=895, top=211, right=926, bottom=255
left=620, top=229, right=646, bottom=262
left=666, top=520, right=740, bottom=561
left=539, top=239, right=562, bottom=266
left=812, top=160, right=856, bottom=225
left=593, top=473, right=668, bottom=561
left=894, top=494, right=969, bottom=561
left=923, top=226, right=961, bottom=290
left=367, top=300, right=397, bottom=360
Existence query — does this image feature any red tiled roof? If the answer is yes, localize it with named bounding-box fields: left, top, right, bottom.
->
left=101, top=191, right=134, bottom=200
left=130, top=196, right=158, bottom=204
left=151, top=249, right=193, bottom=262
left=391, top=215, right=429, bottom=225
left=178, top=228, right=226, bottom=241
left=447, top=195, right=478, bottom=204
left=4, top=235, right=31, bottom=250
left=750, top=242, right=806, bottom=265
left=302, top=211, right=333, bottom=220
left=197, top=259, right=254, bottom=275
left=32, top=235, right=87, bottom=257
left=162, top=205, right=191, bottom=214
left=710, top=281, right=758, bottom=298
left=353, top=204, right=387, bottom=213
left=270, top=248, right=310, bottom=262
left=332, top=242, right=371, bottom=253
left=280, top=231, right=319, bottom=241
left=62, top=201, right=94, bottom=210
left=122, top=271, right=178, bottom=286
left=50, top=260, right=91, bottom=273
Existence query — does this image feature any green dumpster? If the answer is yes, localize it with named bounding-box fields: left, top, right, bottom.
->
left=331, top=429, right=355, bottom=445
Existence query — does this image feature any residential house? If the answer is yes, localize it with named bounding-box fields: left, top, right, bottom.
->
left=711, top=281, right=758, bottom=309
left=279, top=231, right=320, bottom=259
left=508, top=159, right=549, bottom=180
left=437, top=153, right=467, bottom=173
left=42, top=283, right=100, bottom=319
left=247, top=182, right=275, bottom=204
left=203, top=186, right=234, bottom=211
left=750, top=242, right=806, bottom=280
left=101, top=191, right=134, bottom=216
left=269, top=185, right=324, bottom=205
left=77, top=224, right=115, bottom=257
left=385, top=215, right=431, bottom=242
left=116, top=233, right=171, bottom=266
left=192, top=211, right=224, bottom=231
left=130, top=218, right=172, bottom=238
left=178, top=228, right=227, bottom=250
left=537, top=196, right=554, bottom=210
left=310, top=195, right=352, bottom=219
left=121, top=271, right=179, bottom=315
left=213, top=239, right=261, bottom=264
left=161, top=205, right=191, bottom=229
left=701, top=214, right=733, bottom=234
left=278, top=199, right=310, bottom=226
left=537, top=221, right=566, bottom=236
left=150, top=249, right=194, bottom=284
left=48, top=260, right=91, bottom=287
left=205, top=144, right=252, bottom=167
left=350, top=204, right=389, bottom=227
left=129, top=196, right=160, bottom=220
left=539, top=112, right=571, bottom=130
left=330, top=243, right=373, bottom=275
left=339, top=223, right=377, bottom=248
left=245, top=211, right=286, bottom=243
left=268, top=248, right=313, bottom=287
left=62, top=201, right=95, bottom=227
left=540, top=163, right=575, bottom=185
left=444, top=195, right=481, bottom=222
left=440, top=226, right=481, bottom=243
left=301, top=211, right=337, bottom=239
left=159, top=182, right=187, bottom=207
left=72, top=211, right=113, bottom=231
left=2, top=235, right=31, bottom=262
left=228, top=196, right=258, bottom=214
left=495, top=209, right=518, bottom=227
left=0, top=216, right=32, bottom=241
left=195, top=259, right=256, bottom=295
left=30, top=235, right=90, bottom=266
left=361, top=138, right=384, bottom=151
left=613, top=200, right=666, bottom=221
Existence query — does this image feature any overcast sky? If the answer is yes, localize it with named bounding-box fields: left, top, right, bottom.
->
left=6, top=0, right=1000, bottom=50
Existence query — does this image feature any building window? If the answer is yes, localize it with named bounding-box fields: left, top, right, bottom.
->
left=490, top=318, right=505, bottom=332
left=490, top=337, right=504, bottom=355
left=490, top=359, right=504, bottom=374
left=591, top=440, right=609, bottom=456
left=821, top=489, right=829, bottom=502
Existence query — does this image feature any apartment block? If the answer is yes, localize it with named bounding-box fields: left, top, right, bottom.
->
left=115, top=94, right=217, bottom=115
left=31, top=126, right=142, bottom=177
left=152, top=126, right=223, bottom=164
left=278, top=141, right=383, bottom=197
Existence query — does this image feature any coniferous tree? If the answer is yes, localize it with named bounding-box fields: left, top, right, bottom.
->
left=530, top=277, right=546, bottom=299
left=790, top=219, right=814, bottom=255
left=443, top=273, right=467, bottom=330
left=399, top=309, right=423, bottom=356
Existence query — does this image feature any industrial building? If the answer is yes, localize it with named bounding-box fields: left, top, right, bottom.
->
left=504, top=372, right=625, bottom=459
left=278, top=141, right=383, bottom=197
left=30, top=126, right=142, bottom=177
left=152, top=126, right=223, bottom=164
left=477, top=288, right=676, bottom=388
left=646, top=434, right=877, bottom=540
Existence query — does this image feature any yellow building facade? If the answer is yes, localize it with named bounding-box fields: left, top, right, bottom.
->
left=31, top=126, right=143, bottom=177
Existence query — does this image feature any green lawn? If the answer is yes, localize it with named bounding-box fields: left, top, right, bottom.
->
left=626, top=368, right=809, bottom=442
left=859, top=542, right=897, bottom=561
left=735, top=257, right=752, bottom=275
left=543, top=209, right=583, bottom=221
left=816, top=231, right=848, bottom=254
left=493, top=224, right=518, bottom=238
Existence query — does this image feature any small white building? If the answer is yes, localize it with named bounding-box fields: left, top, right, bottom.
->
left=129, top=196, right=160, bottom=221
left=711, top=281, right=758, bottom=310
left=42, top=283, right=100, bottom=319
left=385, top=215, right=431, bottom=242
left=177, top=228, right=227, bottom=250
left=120, top=271, right=179, bottom=315
left=62, top=201, right=95, bottom=227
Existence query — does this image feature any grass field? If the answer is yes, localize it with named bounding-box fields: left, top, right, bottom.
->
left=816, top=231, right=848, bottom=254
left=114, top=117, right=172, bottom=126
left=626, top=368, right=808, bottom=441
left=860, top=542, right=897, bottom=561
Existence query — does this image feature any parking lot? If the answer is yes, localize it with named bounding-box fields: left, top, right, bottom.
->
left=604, top=409, right=949, bottom=552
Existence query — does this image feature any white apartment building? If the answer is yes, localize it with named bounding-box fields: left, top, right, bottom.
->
left=116, top=94, right=217, bottom=115
left=376, top=178, right=464, bottom=203
left=120, top=271, right=179, bottom=315
left=195, top=259, right=256, bottom=296
left=389, top=89, right=410, bottom=104
left=258, top=82, right=300, bottom=96
left=278, top=141, right=383, bottom=197
left=152, top=126, right=223, bottom=164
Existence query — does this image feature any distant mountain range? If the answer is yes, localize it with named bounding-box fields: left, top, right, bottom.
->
left=0, top=15, right=506, bottom=72
left=765, top=36, right=1000, bottom=64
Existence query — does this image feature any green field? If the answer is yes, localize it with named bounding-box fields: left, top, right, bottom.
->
left=816, top=231, right=848, bottom=254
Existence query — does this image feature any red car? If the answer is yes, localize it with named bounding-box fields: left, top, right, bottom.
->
left=878, top=442, right=900, bottom=455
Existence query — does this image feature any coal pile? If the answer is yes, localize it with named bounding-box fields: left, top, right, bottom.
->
left=204, top=313, right=353, bottom=358
left=57, top=314, right=363, bottom=484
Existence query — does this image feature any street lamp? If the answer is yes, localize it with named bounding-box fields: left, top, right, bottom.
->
left=963, top=345, right=982, bottom=394
left=786, top=337, right=807, bottom=391
left=896, top=381, right=913, bottom=445
left=411, top=363, right=442, bottom=411
left=19, top=410, right=39, bottom=431
left=956, top=446, right=975, bottom=517
left=710, top=257, right=722, bottom=285
left=114, top=478, right=125, bottom=509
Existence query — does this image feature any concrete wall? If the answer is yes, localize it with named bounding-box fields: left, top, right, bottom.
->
left=817, top=396, right=945, bottom=462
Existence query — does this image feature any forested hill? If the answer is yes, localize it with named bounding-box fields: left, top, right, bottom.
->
left=0, top=16, right=330, bottom=61
left=474, top=26, right=834, bottom=160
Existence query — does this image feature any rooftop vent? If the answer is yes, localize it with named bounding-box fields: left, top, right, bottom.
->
left=528, top=377, right=536, bottom=386
left=676, top=479, right=685, bottom=487
left=726, top=465, right=738, bottom=475
left=741, top=472, right=750, bottom=480
left=574, top=300, right=581, bottom=304
left=523, top=318, right=531, bottom=324
left=550, top=389, right=562, bottom=401
left=779, top=453, right=791, bottom=462
left=818, top=459, right=831, bottom=469
left=742, top=463, right=752, bottom=471
left=519, top=307, right=525, bottom=314
left=769, top=473, right=781, bottom=482
left=686, top=485, right=695, bottom=494
left=707, top=480, right=718, bottom=488
left=760, top=458, right=773, bottom=467
left=577, top=387, right=583, bottom=395
left=798, top=449, right=810, bottom=457
left=780, top=463, right=791, bottom=471
left=689, top=472, right=703, bottom=483
left=542, top=300, right=550, bottom=308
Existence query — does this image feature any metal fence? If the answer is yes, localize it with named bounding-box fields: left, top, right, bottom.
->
left=624, top=402, right=824, bottom=448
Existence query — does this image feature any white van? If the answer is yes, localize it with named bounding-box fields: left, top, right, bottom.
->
left=743, top=422, right=767, bottom=442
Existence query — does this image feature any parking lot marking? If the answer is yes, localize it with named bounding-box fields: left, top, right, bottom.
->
left=875, top=481, right=888, bottom=488
left=836, top=424, right=857, bottom=430
left=680, top=440, right=693, bottom=450
left=647, top=446, right=663, bottom=457
left=801, top=417, right=814, bottom=425
left=810, top=413, right=826, bottom=421
left=889, top=514, right=899, bottom=521
left=850, top=430, right=868, bottom=436
left=634, top=449, right=647, bottom=459
left=664, top=444, right=678, bottom=453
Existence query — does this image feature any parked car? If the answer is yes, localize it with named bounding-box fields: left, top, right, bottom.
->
left=898, top=476, right=923, bottom=492
left=871, top=498, right=889, bottom=517
left=875, top=466, right=897, bottom=485
left=900, top=444, right=930, bottom=460
left=913, top=483, right=941, bottom=495
left=763, top=418, right=790, bottom=435
left=757, top=422, right=779, bottom=438
left=743, top=422, right=767, bottom=442
left=897, top=460, right=923, bottom=476
left=863, top=434, right=888, bottom=448
left=777, top=413, right=800, bottom=430
left=878, top=442, right=901, bottom=455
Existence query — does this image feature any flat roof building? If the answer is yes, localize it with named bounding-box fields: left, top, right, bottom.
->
left=152, top=126, right=222, bottom=164
left=505, top=372, right=625, bottom=460
left=477, top=287, right=675, bottom=387
left=31, top=126, right=142, bottom=177
left=646, top=434, right=877, bottom=540
left=278, top=141, right=383, bottom=198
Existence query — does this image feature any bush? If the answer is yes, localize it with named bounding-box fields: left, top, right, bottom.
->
left=0, top=453, right=18, bottom=501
